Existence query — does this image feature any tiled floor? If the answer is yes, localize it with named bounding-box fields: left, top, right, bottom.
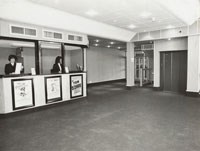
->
left=0, top=80, right=200, bottom=151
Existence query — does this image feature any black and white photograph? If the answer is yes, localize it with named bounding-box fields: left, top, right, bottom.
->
left=0, top=0, right=200, bottom=151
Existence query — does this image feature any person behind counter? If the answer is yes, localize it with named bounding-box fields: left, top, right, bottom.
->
left=4, top=55, right=24, bottom=75
left=4, top=55, right=17, bottom=75
left=51, top=56, right=64, bottom=74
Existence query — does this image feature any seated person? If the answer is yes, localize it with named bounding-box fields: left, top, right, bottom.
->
left=51, top=56, right=64, bottom=74
left=4, top=55, right=17, bottom=75
left=4, top=55, right=24, bottom=75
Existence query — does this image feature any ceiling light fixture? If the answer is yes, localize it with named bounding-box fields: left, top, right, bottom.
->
left=118, top=47, right=121, bottom=49
left=94, top=44, right=99, bottom=46
left=128, top=24, right=136, bottom=29
left=110, top=42, right=114, bottom=45
left=85, top=10, right=99, bottom=17
left=140, top=11, right=152, bottom=18
left=166, top=25, right=174, bottom=29
left=95, top=39, right=99, bottom=42
left=54, top=0, right=59, bottom=4
left=107, top=45, right=111, bottom=48
left=151, top=17, right=156, bottom=22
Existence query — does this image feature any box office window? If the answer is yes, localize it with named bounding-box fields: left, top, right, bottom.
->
left=40, top=41, right=62, bottom=74
left=0, top=40, right=36, bottom=75
left=64, top=45, right=83, bottom=72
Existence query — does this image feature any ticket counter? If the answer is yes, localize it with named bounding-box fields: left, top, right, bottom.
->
left=0, top=20, right=89, bottom=114
left=0, top=72, right=86, bottom=114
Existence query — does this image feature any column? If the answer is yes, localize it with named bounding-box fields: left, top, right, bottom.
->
left=187, top=35, right=200, bottom=93
left=83, top=48, right=87, bottom=72
left=126, top=42, right=135, bottom=87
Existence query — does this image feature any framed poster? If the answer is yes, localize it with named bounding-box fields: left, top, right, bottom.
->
left=11, top=78, right=35, bottom=110
left=70, top=74, right=83, bottom=98
left=45, top=76, right=62, bottom=103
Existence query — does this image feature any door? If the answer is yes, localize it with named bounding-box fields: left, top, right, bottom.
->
left=160, top=51, right=187, bottom=93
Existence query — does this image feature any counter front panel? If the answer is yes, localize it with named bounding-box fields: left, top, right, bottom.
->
left=0, top=72, right=86, bottom=114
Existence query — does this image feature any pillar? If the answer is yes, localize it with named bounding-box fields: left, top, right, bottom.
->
left=126, top=42, right=135, bottom=87
left=187, top=35, right=200, bottom=93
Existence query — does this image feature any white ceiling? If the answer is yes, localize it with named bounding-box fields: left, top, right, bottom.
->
left=28, top=0, right=200, bottom=32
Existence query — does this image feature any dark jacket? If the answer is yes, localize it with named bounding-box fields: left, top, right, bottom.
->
left=51, top=63, right=64, bottom=74
left=4, top=63, right=16, bottom=75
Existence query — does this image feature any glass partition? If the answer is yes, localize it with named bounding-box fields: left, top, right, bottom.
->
left=64, top=45, right=83, bottom=72
left=40, top=41, right=62, bottom=74
left=0, top=39, right=35, bottom=75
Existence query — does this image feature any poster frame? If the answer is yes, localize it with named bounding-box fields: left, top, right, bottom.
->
left=45, top=76, right=62, bottom=103
left=70, top=74, right=83, bottom=98
left=11, top=78, right=35, bottom=110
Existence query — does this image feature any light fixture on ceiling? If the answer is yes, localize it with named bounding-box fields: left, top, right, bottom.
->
left=85, top=10, right=99, bottom=17
left=166, top=25, right=175, bottom=29
left=110, top=42, right=114, bottom=45
left=11, top=42, right=34, bottom=48
left=140, top=11, right=152, bottom=18
left=117, top=46, right=121, bottom=49
left=151, top=17, right=156, bottom=22
left=107, top=45, right=111, bottom=48
left=168, top=38, right=171, bottom=41
left=95, top=39, right=99, bottom=42
left=128, top=24, right=136, bottom=29
left=94, top=43, right=99, bottom=46
left=54, top=0, right=59, bottom=4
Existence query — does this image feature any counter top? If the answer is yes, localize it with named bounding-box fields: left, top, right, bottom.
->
left=0, top=71, right=86, bottom=78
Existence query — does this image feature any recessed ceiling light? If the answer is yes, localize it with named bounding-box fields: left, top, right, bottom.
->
left=168, top=38, right=171, bottom=41
left=85, top=10, right=98, bottom=17
left=151, top=17, right=156, bottom=22
left=140, top=11, right=152, bottom=18
left=128, top=24, right=136, bottom=29
left=118, top=47, right=121, bottom=49
left=95, top=39, right=99, bottom=42
left=94, top=43, right=99, bottom=46
left=107, top=45, right=111, bottom=48
left=166, top=25, right=174, bottom=29
left=110, top=42, right=114, bottom=45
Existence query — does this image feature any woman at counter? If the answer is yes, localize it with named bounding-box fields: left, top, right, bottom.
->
left=51, top=56, right=64, bottom=74
left=4, top=55, right=17, bottom=75
left=4, top=55, right=24, bottom=75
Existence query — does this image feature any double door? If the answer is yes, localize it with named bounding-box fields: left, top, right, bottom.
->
left=160, top=51, right=187, bottom=93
